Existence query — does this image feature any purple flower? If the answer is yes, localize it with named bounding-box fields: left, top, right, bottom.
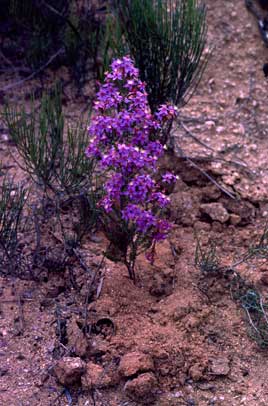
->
left=105, top=173, right=124, bottom=200
left=122, top=204, right=156, bottom=234
left=100, top=196, right=113, bottom=212
left=150, top=192, right=170, bottom=208
left=156, top=104, right=178, bottom=122
left=162, top=173, right=177, bottom=184
left=126, top=175, right=155, bottom=203
left=86, top=56, right=175, bottom=267
left=153, top=220, right=172, bottom=241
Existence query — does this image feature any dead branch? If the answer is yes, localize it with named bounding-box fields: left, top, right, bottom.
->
left=1, top=48, right=64, bottom=92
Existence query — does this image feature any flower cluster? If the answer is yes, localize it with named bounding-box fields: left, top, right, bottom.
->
left=86, top=56, right=177, bottom=261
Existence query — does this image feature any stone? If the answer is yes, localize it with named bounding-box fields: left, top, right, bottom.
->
left=201, top=185, right=221, bottom=201
left=220, top=198, right=255, bottom=225
left=81, top=362, right=103, bottom=389
left=229, top=213, right=241, bottom=225
left=81, top=361, right=119, bottom=389
left=45, top=277, right=65, bottom=298
left=260, top=265, right=268, bottom=273
left=149, top=270, right=175, bottom=297
left=210, top=358, right=230, bottom=376
left=185, top=313, right=204, bottom=329
left=200, top=203, right=229, bottom=223
left=189, top=363, right=205, bottom=381
left=67, top=320, right=89, bottom=357
left=124, top=372, right=157, bottom=402
left=222, top=171, right=240, bottom=186
left=170, top=191, right=199, bottom=226
left=204, top=120, right=216, bottom=130
left=211, top=221, right=223, bottom=233
left=193, top=221, right=211, bottom=232
left=54, top=357, right=86, bottom=386
left=216, top=126, right=225, bottom=134
left=90, top=337, right=109, bottom=356
left=119, top=352, right=154, bottom=377
left=260, top=273, right=268, bottom=286
left=173, top=305, right=190, bottom=321
left=234, top=124, right=245, bottom=136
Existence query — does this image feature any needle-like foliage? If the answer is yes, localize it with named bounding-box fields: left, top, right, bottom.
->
left=0, top=173, right=27, bottom=265
left=113, top=0, right=207, bottom=112
left=195, top=230, right=268, bottom=349
left=195, top=237, right=219, bottom=274
left=4, top=85, right=94, bottom=195
left=4, top=86, right=64, bottom=189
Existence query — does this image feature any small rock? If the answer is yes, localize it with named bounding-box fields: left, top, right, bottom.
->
left=260, top=273, right=268, bottom=286
left=36, top=371, right=50, bottom=387
left=0, top=368, right=8, bottom=377
left=45, top=277, right=66, bottom=298
left=67, top=320, right=89, bottom=358
left=210, top=358, right=230, bottom=376
left=82, top=362, right=120, bottom=389
left=205, top=120, right=216, bottom=130
left=220, top=198, right=255, bottom=225
left=90, top=337, right=109, bottom=356
left=260, top=203, right=268, bottom=218
left=81, top=362, right=103, bottom=389
left=149, top=271, right=174, bottom=297
left=124, top=372, right=157, bottom=402
left=233, top=124, right=245, bottom=136
left=197, top=382, right=215, bottom=391
left=230, top=213, right=241, bottom=225
left=222, top=171, right=240, bottom=186
left=173, top=305, right=190, bottom=321
left=201, top=185, right=221, bottom=201
left=194, top=221, right=211, bottom=232
left=200, top=203, right=229, bottom=223
left=212, top=221, right=223, bottom=233
left=216, top=126, right=225, bottom=134
left=119, top=352, right=154, bottom=378
left=148, top=305, right=159, bottom=314
left=189, top=363, right=204, bottom=381
left=170, top=191, right=199, bottom=226
left=260, top=265, right=268, bottom=273
left=54, top=357, right=85, bottom=386
left=185, top=314, right=202, bottom=329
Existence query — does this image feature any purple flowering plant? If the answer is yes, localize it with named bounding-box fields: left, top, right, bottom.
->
left=86, top=56, right=177, bottom=282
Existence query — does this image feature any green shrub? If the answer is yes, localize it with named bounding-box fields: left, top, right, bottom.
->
left=4, top=84, right=94, bottom=195
left=195, top=232, right=268, bottom=349
left=0, top=172, right=27, bottom=266
left=113, top=0, right=208, bottom=112
left=0, top=1, right=108, bottom=85
left=4, top=84, right=100, bottom=251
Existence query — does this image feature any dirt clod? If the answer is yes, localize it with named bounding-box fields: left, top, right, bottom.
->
left=170, top=190, right=200, bottom=226
left=124, top=372, right=158, bottom=402
left=230, top=213, right=241, bottom=225
left=81, top=361, right=120, bottom=389
left=67, top=319, right=89, bottom=357
left=53, top=357, right=86, bottom=386
left=189, top=363, right=205, bottom=382
left=260, top=273, right=268, bottom=286
left=200, top=203, right=229, bottom=223
left=119, top=351, right=154, bottom=378
left=210, top=358, right=230, bottom=376
left=149, top=271, right=174, bottom=297
left=81, top=362, right=103, bottom=389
